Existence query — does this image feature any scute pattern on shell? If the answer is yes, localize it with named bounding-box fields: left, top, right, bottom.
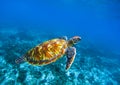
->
left=25, top=39, right=68, bottom=65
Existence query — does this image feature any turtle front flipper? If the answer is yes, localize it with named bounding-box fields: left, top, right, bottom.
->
left=66, top=47, right=76, bottom=70
left=59, top=36, right=67, bottom=40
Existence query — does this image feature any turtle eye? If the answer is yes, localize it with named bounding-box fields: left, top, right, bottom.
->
left=77, top=37, right=81, bottom=41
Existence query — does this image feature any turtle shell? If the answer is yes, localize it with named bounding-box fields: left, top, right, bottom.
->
left=25, top=39, right=68, bottom=65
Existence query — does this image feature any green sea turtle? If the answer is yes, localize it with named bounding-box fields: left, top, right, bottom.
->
left=15, top=36, right=81, bottom=70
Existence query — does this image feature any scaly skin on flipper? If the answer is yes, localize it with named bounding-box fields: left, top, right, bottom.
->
left=65, top=47, right=76, bottom=70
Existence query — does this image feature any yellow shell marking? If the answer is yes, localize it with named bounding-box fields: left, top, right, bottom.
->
left=25, top=39, right=68, bottom=65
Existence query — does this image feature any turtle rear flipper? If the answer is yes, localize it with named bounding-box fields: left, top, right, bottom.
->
left=15, top=55, right=26, bottom=64
left=66, top=47, right=76, bottom=70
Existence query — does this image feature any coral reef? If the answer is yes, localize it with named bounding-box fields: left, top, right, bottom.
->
left=0, top=30, right=120, bottom=85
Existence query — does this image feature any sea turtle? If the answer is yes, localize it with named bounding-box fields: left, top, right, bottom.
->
left=15, top=36, right=81, bottom=70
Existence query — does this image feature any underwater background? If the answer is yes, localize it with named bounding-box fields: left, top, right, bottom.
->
left=0, top=0, right=120, bottom=85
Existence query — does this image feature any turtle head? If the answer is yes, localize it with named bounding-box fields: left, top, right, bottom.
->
left=68, top=36, right=81, bottom=46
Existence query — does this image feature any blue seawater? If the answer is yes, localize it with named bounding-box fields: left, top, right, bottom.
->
left=0, top=0, right=120, bottom=85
